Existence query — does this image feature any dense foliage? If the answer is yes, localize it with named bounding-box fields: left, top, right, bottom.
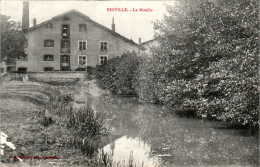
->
left=95, top=0, right=259, bottom=132
left=96, top=51, right=140, bottom=95
left=0, top=14, right=26, bottom=63
left=140, top=0, right=258, bottom=128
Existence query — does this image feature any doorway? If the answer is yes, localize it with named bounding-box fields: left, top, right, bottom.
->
left=60, top=55, right=70, bottom=71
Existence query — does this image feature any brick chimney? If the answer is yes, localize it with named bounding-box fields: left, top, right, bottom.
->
left=112, top=17, right=115, bottom=32
left=33, top=18, right=36, bottom=27
left=139, top=38, right=141, bottom=44
left=22, top=1, right=29, bottom=31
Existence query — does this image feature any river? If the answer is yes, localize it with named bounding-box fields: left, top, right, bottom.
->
left=74, top=82, right=259, bottom=167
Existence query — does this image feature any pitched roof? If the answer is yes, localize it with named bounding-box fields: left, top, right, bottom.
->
left=24, top=9, right=145, bottom=50
left=140, top=38, right=158, bottom=45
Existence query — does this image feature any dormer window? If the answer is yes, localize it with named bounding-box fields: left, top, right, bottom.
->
left=62, top=24, right=70, bottom=38
left=45, top=22, right=53, bottom=28
left=79, top=24, right=87, bottom=31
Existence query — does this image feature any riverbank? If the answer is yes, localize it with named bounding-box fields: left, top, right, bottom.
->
left=83, top=81, right=259, bottom=167
left=1, top=80, right=259, bottom=167
left=0, top=81, right=107, bottom=167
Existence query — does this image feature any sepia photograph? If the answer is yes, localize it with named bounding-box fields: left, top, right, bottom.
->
left=0, top=0, right=259, bottom=167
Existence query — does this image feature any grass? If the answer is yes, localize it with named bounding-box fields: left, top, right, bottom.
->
left=0, top=81, right=109, bottom=167
left=47, top=88, right=109, bottom=157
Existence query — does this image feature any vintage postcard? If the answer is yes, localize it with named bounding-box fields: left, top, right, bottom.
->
left=0, top=0, right=259, bottom=167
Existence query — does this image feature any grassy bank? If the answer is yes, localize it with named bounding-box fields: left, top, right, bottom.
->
left=0, top=81, right=109, bottom=167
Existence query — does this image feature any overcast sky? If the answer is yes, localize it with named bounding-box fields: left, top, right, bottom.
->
left=1, top=1, right=176, bottom=43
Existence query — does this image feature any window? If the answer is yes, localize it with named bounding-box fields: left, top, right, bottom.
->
left=45, top=22, right=53, bottom=28
left=62, top=24, right=70, bottom=38
left=61, top=55, right=70, bottom=63
left=44, top=40, right=54, bottom=47
left=17, top=67, right=27, bottom=73
left=78, top=41, right=87, bottom=50
left=78, top=55, right=87, bottom=65
left=100, top=41, right=108, bottom=51
left=99, top=55, right=108, bottom=65
left=61, top=40, right=70, bottom=53
left=60, top=55, right=70, bottom=71
left=44, top=67, right=54, bottom=71
left=18, top=54, right=28, bottom=61
left=61, top=41, right=70, bottom=48
left=79, top=24, right=87, bottom=31
left=43, top=54, right=54, bottom=61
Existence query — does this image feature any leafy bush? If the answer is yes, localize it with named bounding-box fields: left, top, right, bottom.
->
left=138, top=0, right=259, bottom=132
left=183, top=54, right=259, bottom=129
left=94, top=0, right=259, bottom=133
left=86, top=66, right=94, bottom=74
left=86, top=66, right=96, bottom=80
left=96, top=51, right=140, bottom=95
left=138, top=0, right=259, bottom=131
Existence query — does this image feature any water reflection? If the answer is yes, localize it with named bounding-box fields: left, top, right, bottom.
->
left=75, top=93, right=259, bottom=166
left=103, top=135, right=161, bottom=167
left=73, top=93, right=96, bottom=111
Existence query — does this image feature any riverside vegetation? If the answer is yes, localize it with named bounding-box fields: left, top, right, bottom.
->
left=96, top=0, right=259, bottom=134
left=0, top=81, right=115, bottom=166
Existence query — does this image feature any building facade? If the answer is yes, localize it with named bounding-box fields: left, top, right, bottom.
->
left=17, top=2, right=143, bottom=72
left=140, top=38, right=159, bottom=54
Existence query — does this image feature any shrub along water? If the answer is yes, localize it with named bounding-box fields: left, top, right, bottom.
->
left=96, top=51, right=140, bottom=95
left=46, top=87, right=109, bottom=157
left=95, top=0, right=259, bottom=134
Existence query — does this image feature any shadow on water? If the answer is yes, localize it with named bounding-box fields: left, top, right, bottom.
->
left=212, top=123, right=256, bottom=137
left=74, top=93, right=259, bottom=167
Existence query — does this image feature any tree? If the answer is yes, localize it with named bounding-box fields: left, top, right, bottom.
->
left=138, top=0, right=259, bottom=131
left=1, top=14, right=26, bottom=64
left=96, top=51, right=140, bottom=95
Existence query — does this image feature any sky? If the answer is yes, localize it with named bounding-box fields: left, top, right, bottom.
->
left=0, top=1, right=176, bottom=43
